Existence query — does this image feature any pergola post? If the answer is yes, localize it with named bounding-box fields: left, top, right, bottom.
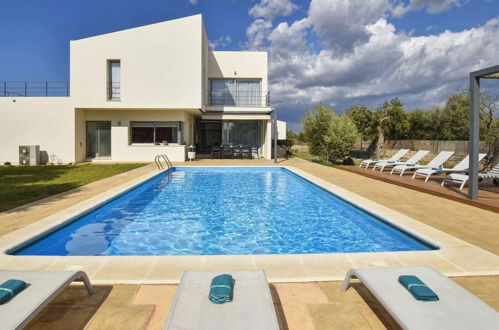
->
left=467, top=64, right=499, bottom=200
left=273, top=107, right=278, bottom=163
left=468, top=74, right=480, bottom=200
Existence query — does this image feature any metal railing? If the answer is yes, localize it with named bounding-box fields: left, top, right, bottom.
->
left=107, top=82, right=121, bottom=100
left=1, top=81, right=69, bottom=97
left=155, top=154, right=173, bottom=170
left=207, top=91, right=270, bottom=107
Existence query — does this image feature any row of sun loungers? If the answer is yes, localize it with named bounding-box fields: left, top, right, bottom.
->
left=360, top=149, right=498, bottom=190
left=1, top=267, right=497, bottom=329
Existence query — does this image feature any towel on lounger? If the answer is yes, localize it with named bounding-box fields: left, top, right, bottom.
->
left=399, top=275, right=439, bottom=301
left=209, top=274, right=234, bottom=304
left=0, top=279, right=27, bottom=304
left=387, top=161, right=395, bottom=163
left=371, top=158, right=380, bottom=161
left=407, top=164, right=416, bottom=166
left=432, top=167, right=442, bottom=171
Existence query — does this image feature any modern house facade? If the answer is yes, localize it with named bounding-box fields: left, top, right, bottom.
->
left=0, top=14, right=284, bottom=164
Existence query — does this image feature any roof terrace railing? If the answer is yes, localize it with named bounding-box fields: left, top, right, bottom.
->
left=1, top=81, right=69, bottom=97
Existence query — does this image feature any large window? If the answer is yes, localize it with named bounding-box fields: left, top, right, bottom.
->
left=209, top=79, right=261, bottom=106
left=222, top=120, right=260, bottom=147
left=131, top=122, right=181, bottom=144
left=108, top=60, right=121, bottom=100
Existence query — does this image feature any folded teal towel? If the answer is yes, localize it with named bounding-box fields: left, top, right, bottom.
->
left=399, top=275, right=439, bottom=301
left=387, top=161, right=395, bottom=163
left=407, top=164, right=415, bottom=166
left=371, top=158, right=380, bottom=161
left=432, top=167, right=442, bottom=171
left=0, top=279, right=27, bottom=304
left=209, top=274, right=234, bottom=304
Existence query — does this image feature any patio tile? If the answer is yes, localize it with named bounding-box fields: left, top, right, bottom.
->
left=308, top=302, right=372, bottom=329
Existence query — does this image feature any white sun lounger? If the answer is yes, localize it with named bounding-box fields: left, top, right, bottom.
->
left=164, top=270, right=279, bottom=330
left=390, top=151, right=454, bottom=176
left=359, top=149, right=409, bottom=169
left=373, top=150, right=430, bottom=172
left=412, top=154, right=486, bottom=182
left=0, top=270, right=94, bottom=330
left=442, top=162, right=499, bottom=190
left=342, top=266, right=499, bottom=330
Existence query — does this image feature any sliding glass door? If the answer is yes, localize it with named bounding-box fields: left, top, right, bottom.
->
left=86, top=121, right=111, bottom=158
left=222, top=120, right=260, bottom=147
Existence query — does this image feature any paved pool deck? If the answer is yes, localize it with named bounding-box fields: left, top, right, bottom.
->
left=0, top=158, right=497, bottom=329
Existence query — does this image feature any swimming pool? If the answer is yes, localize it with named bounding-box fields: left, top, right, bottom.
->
left=13, top=167, right=435, bottom=256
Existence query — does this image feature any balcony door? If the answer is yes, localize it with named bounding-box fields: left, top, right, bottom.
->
left=86, top=121, right=111, bottom=158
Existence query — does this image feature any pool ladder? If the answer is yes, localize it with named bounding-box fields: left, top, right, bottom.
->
left=155, top=154, right=172, bottom=170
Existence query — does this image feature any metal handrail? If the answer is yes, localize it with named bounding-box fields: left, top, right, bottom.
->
left=155, top=154, right=173, bottom=170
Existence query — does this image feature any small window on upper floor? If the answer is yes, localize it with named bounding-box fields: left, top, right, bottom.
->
left=107, top=60, right=121, bottom=101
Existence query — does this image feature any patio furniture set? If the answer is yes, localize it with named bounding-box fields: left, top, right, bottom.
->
left=360, top=149, right=498, bottom=190
left=210, top=145, right=259, bottom=159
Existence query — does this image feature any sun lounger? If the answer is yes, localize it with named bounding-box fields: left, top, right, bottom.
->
left=373, top=150, right=430, bottom=172
left=359, top=149, right=409, bottom=169
left=0, top=270, right=94, bottom=330
left=442, top=162, right=499, bottom=190
left=390, top=151, right=454, bottom=176
left=412, top=154, right=486, bottom=182
left=164, top=270, right=279, bottom=330
left=342, top=266, right=499, bottom=329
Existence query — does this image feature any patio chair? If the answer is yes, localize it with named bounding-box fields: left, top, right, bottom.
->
left=251, top=146, right=259, bottom=159
left=211, top=145, right=221, bottom=159
left=241, top=146, right=251, bottom=159
left=442, top=162, right=499, bottom=190
left=164, top=270, right=279, bottom=330
left=390, top=151, right=454, bottom=176
left=233, top=145, right=243, bottom=158
left=342, top=266, right=499, bottom=329
left=0, top=270, right=94, bottom=330
left=373, top=150, right=430, bottom=172
left=413, top=154, right=486, bottom=182
left=222, top=145, right=233, bottom=159
left=359, top=149, right=409, bottom=169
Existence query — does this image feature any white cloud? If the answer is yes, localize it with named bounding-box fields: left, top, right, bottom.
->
left=308, top=0, right=390, bottom=54
left=243, top=19, right=273, bottom=50
left=244, top=0, right=499, bottom=128
left=391, top=0, right=464, bottom=17
left=249, top=0, right=298, bottom=20
left=209, top=35, right=232, bottom=50
left=188, top=0, right=197, bottom=4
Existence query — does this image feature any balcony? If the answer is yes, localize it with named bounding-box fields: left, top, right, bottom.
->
left=207, top=91, right=270, bottom=107
left=1, top=81, right=69, bottom=97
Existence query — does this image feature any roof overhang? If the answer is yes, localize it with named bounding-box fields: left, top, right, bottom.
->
left=201, top=113, right=271, bottom=120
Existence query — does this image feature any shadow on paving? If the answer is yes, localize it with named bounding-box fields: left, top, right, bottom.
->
left=25, top=285, right=112, bottom=330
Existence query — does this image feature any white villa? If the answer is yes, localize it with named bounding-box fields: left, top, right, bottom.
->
left=0, top=14, right=285, bottom=164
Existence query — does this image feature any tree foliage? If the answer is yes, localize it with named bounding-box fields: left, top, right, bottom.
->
left=302, top=104, right=359, bottom=163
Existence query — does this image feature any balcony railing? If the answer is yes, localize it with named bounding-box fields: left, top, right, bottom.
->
left=207, top=91, right=270, bottom=107
left=107, top=81, right=121, bottom=101
left=1, top=81, right=69, bottom=97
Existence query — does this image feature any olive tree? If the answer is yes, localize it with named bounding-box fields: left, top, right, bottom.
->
left=302, top=104, right=359, bottom=163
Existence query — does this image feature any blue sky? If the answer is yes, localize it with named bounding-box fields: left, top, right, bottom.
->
left=1, top=0, right=499, bottom=131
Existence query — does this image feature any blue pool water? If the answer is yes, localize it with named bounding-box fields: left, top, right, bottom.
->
left=14, top=167, right=435, bottom=256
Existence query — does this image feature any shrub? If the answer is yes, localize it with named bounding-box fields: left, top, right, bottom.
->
left=3, top=162, right=11, bottom=166
left=302, top=104, right=360, bottom=163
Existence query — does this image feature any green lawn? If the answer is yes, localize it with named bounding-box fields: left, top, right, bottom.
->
left=0, top=163, right=146, bottom=212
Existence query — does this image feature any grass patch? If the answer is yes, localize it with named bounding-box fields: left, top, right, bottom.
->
left=0, top=163, right=146, bottom=212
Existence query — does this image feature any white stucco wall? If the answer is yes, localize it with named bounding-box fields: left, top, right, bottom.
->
left=0, top=98, right=75, bottom=164
left=70, top=15, right=204, bottom=110
left=271, top=120, right=287, bottom=140
left=78, top=109, right=195, bottom=162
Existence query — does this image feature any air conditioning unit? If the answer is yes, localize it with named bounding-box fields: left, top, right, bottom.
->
left=19, top=145, right=40, bottom=166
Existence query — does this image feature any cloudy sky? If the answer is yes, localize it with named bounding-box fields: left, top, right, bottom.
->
left=1, top=0, right=498, bottom=131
